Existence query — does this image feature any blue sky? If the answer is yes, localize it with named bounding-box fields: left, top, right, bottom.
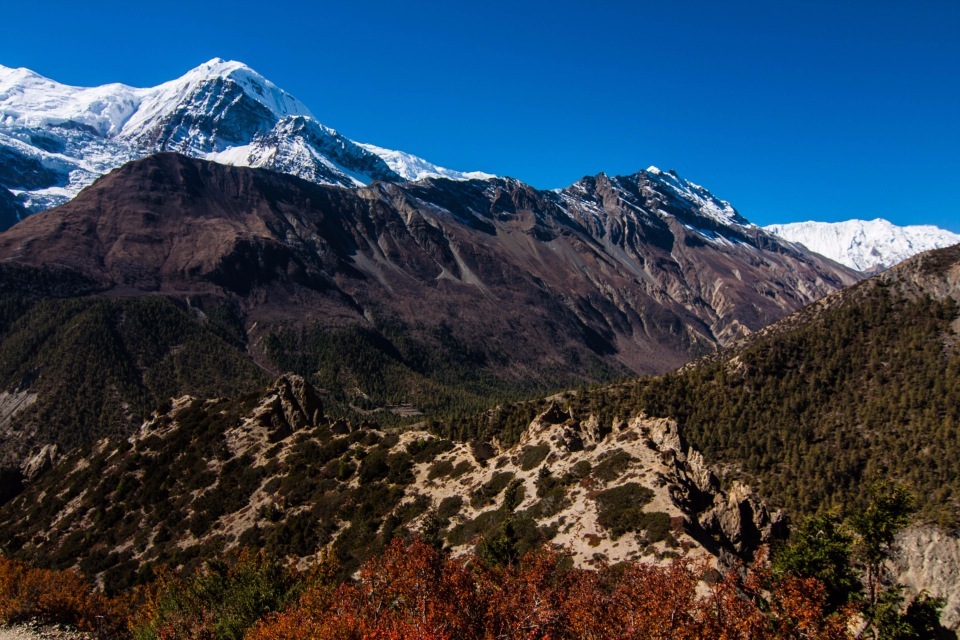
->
left=2, top=0, right=958, bottom=231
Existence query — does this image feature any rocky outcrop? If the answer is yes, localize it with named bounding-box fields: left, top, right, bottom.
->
left=227, top=374, right=325, bottom=454
left=0, top=388, right=37, bottom=439
left=891, top=524, right=960, bottom=630
left=696, top=482, right=785, bottom=557
left=519, top=406, right=784, bottom=561
left=0, top=187, right=25, bottom=231
left=248, top=374, right=324, bottom=437
left=22, top=444, right=57, bottom=483
left=640, top=416, right=786, bottom=556
left=0, top=388, right=38, bottom=470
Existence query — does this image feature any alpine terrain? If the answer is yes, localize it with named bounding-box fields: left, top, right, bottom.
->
left=0, top=152, right=858, bottom=468
left=0, top=58, right=491, bottom=220
left=766, top=218, right=960, bottom=272
left=0, top=55, right=956, bottom=640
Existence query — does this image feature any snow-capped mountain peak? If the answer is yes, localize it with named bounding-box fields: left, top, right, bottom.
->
left=640, top=167, right=750, bottom=228
left=119, top=58, right=314, bottom=141
left=0, top=64, right=143, bottom=137
left=765, top=218, right=960, bottom=272
left=0, top=58, right=495, bottom=217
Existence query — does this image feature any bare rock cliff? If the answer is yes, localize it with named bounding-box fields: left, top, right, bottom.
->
left=892, top=524, right=960, bottom=630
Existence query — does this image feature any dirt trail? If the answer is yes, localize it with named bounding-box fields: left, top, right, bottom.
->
left=0, top=623, right=91, bottom=640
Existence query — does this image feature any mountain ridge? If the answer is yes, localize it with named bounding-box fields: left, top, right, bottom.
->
left=765, top=218, right=960, bottom=272
left=0, top=152, right=858, bottom=475
left=0, top=59, right=490, bottom=216
left=4, top=57, right=951, bottom=279
left=0, top=153, right=858, bottom=355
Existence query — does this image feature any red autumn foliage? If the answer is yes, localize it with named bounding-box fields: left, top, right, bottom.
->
left=0, top=554, right=128, bottom=636
left=249, top=538, right=856, bottom=640
left=0, top=540, right=855, bottom=639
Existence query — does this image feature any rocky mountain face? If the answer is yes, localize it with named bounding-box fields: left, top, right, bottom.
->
left=0, top=153, right=859, bottom=473
left=892, top=525, right=960, bottom=630
left=0, top=59, right=491, bottom=219
left=765, top=218, right=960, bottom=272
left=0, top=373, right=781, bottom=592
left=0, top=187, right=24, bottom=230
left=0, top=154, right=857, bottom=356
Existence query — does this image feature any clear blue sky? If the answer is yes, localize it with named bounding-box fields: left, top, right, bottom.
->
left=2, top=0, right=958, bottom=231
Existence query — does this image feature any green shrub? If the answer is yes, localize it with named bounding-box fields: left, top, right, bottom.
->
left=519, top=444, right=551, bottom=471
left=358, top=448, right=390, bottom=484
left=131, top=550, right=301, bottom=640
left=635, top=511, right=672, bottom=543
left=407, top=438, right=455, bottom=463
left=335, top=458, right=356, bottom=481
left=594, top=483, right=655, bottom=538
left=470, top=472, right=516, bottom=509
left=449, top=460, right=473, bottom=478
left=447, top=509, right=505, bottom=547
left=427, top=459, right=454, bottom=480
left=386, top=451, right=415, bottom=485
left=593, top=449, right=635, bottom=482
left=528, top=468, right=570, bottom=519
left=568, top=460, right=592, bottom=479
left=437, top=496, right=464, bottom=521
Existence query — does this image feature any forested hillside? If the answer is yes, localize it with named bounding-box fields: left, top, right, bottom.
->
left=438, top=246, right=960, bottom=524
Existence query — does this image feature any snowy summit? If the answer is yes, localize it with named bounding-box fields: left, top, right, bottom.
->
left=0, top=58, right=494, bottom=215
left=765, top=218, right=960, bottom=272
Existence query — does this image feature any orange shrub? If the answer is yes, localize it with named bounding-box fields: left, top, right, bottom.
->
left=251, top=539, right=857, bottom=640
left=0, top=554, right=126, bottom=635
left=3, top=541, right=857, bottom=640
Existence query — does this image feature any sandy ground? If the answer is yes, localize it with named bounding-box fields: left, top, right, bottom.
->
left=0, top=623, right=91, bottom=640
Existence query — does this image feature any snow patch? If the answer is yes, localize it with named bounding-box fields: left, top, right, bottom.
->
left=357, top=142, right=495, bottom=182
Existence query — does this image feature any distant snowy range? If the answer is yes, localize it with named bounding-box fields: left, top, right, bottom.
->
left=765, top=220, right=960, bottom=272
left=0, top=57, right=956, bottom=271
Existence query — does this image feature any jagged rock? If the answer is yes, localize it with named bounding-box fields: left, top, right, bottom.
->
left=522, top=406, right=614, bottom=453
left=891, top=524, right=960, bottom=630
left=684, top=449, right=719, bottom=496
left=249, top=374, right=323, bottom=439
left=274, top=374, right=324, bottom=429
left=646, top=416, right=684, bottom=453
left=580, top=414, right=611, bottom=446
left=560, top=426, right=585, bottom=452
left=22, top=444, right=57, bottom=482
left=698, top=482, right=785, bottom=556
left=644, top=417, right=718, bottom=496
left=540, top=403, right=571, bottom=426
left=0, top=388, right=39, bottom=468
left=519, top=404, right=572, bottom=447
left=633, top=415, right=784, bottom=556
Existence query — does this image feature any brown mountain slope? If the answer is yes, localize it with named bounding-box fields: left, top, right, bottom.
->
left=0, top=153, right=858, bottom=379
